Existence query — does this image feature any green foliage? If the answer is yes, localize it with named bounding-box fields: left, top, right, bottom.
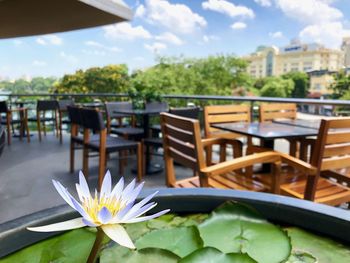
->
left=260, top=77, right=294, bottom=97
left=54, top=64, right=130, bottom=97
left=3, top=203, right=350, bottom=263
left=0, top=77, right=57, bottom=94
left=131, top=55, right=253, bottom=99
left=282, top=72, right=309, bottom=98
left=331, top=71, right=350, bottom=99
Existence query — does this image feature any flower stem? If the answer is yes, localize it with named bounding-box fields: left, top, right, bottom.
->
left=87, top=227, right=105, bottom=263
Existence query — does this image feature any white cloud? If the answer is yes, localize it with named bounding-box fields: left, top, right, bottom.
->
left=103, top=22, right=151, bottom=40
left=135, top=4, right=145, bottom=17
left=85, top=41, right=121, bottom=52
left=32, top=60, right=47, bottom=67
left=202, top=0, right=254, bottom=19
left=139, top=0, right=207, bottom=34
left=269, top=31, right=283, bottom=38
left=155, top=32, right=184, bottom=45
left=275, top=0, right=342, bottom=24
left=231, top=22, right=247, bottom=30
left=300, top=22, right=350, bottom=48
left=254, top=0, right=272, bottom=7
left=36, top=34, right=63, bottom=46
left=60, top=52, right=78, bottom=64
left=144, top=42, right=167, bottom=53
left=203, top=35, right=220, bottom=43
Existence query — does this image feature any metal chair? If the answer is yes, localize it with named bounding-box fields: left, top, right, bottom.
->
left=79, top=107, right=142, bottom=190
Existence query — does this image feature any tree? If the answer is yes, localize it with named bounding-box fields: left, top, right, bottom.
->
left=331, top=71, right=350, bottom=99
left=282, top=72, right=309, bottom=98
left=260, top=77, right=294, bottom=98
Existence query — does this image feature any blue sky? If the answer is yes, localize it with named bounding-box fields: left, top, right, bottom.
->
left=1, top=0, right=350, bottom=79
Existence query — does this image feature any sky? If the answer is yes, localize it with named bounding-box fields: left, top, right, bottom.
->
left=1, top=0, right=350, bottom=80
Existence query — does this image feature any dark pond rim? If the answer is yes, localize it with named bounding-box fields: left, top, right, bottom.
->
left=1, top=188, right=350, bottom=258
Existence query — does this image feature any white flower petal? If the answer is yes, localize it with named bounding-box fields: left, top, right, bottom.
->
left=110, top=177, right=124, bottom=200
left=101, top=224, right=135, bottom=249
left=122, top=209, right=170, bottom=224
left=27, top=217, right=85, bottom=232
left=52, top=180, right=75, bottom=209
left=122, top=202, right=156, bottom=221
left=78, top=171, right=91, bottom=199
left=120, top=191, right=158, bottom=221
left=121, top=179, right=136, bottom=200
left=98, top=207, right=113, bottom=224
left=82, top=218, right=98, bottom=227
left=100, top=170, right=112, bottom=198
left=75, top=184, right=84, bottom=202
left=124, top=182, right=144, bottom=205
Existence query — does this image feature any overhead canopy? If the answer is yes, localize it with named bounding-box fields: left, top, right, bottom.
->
left=0, top=0, right=133, bottom=39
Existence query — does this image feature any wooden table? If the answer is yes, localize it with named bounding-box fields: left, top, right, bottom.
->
left=113, top=108, right=167, bottom=175
left=212, top=122, right=319, bottom=171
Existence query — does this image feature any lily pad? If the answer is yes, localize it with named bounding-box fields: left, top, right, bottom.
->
left=286, top=227, right=350, bottom=263
left=124, top=221, right=151, bottom=240
left=135, top=226, right=203, bottom=257
left=0, top=228, right=96, bottom=263
left=179, top=247, right=257, bottom=263
left=287, top=252, right=316, bottom=263
left=100, top=247, right=180, bottom=263
left=198, top=202, right=291, bottom=263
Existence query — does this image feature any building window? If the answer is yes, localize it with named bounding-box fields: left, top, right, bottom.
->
left=266, top=51, right=274, bottom=76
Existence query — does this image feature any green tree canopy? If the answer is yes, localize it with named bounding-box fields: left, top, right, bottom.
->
left=282, top=71, right=309, bottom=98
left=260, top=77, right=294, bottom=97
left=331, top=71, right=350, bottom=99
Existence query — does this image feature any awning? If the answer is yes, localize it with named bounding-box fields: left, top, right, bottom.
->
left=0, top=0, right=133, bottom=39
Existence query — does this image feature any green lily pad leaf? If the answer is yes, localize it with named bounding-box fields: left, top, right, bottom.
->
left=0, top=228, right=96, bottom=263
left=198, top=202, right=291, bottom=263
left=124, top=221, right=151, bottom=240
left=179, top=247, right=257, bottom=263
left=135, top=226, right=203, bottom=257
left=287, top=227, right=350, bottom=263
left=286, top=252, right=316, bottom=263
left=147, top=214, right=204, bottom=229
left=100, top=247, right=180, bottom=263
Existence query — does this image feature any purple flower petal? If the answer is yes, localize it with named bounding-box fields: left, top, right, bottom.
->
left=112, top=202, right=134, bottom=222
left=122, top=209, right=170, bottom=224
left=98, top=207, right=113, bottom=224
left=121, top=179, right=136, bottom=199
left=52, top=180, right=75, bottom=209
left=82, top=218, right=98, bottom=227
left=121, top=191, right=158, bottom=220
left=124, top=182, right=144, bottom=205
left=122, top=202, right=156, bottom=221
left=100, top=171, right=112, bottom=197
left=78, top=171, right=91, bottom=199
left=110, top=177, right=124, bottom=200
left=68, top=193, right=92, bottom=222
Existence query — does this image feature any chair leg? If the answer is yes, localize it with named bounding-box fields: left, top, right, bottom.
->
left=137, top=143, right=143, bottom=182
left=55, top=110, right=59, bottom=138
left=37, top=112, right=42, bottom=142
left=206, top=145, right=213, bottom=166
left=43, top=111, right=47, bottom=136
left=6, top=114, right=11, bottom=145
left=70, top=140, right=75, bottom=173
left=24, top=111, right=30, bottom=143
left=59, top=111, right=63, bottom=144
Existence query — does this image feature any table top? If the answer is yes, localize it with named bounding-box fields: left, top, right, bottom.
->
left=273, top=119, right=321, bottom=130
left=113, top=108, right=167, bottom=115
left=212, top=122, right=318, bottom=140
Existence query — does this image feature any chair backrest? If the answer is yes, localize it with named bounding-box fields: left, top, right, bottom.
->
left=0, top=101, right=8, bottom=113
left=204, top=104, right=251, bottom=138
left=37, top=100, right=58, bottom=111
left=169, top=107, right=200, bottom=120
left=80, top=107, right=105, bottom=131
left=105, top=101, right=132, bottom=118
left=58, top=99, right=74, bottom=111
left=259, top=103, right=296, bottom=122
left=161, top=113, right=205, bottom=181
left=67, top=106, right=83, bottom=126
left=145, top=101, right=168, bottom=112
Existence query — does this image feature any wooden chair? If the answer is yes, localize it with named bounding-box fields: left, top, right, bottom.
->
left=28, top=100, right=59, bottom=142
left=57, top=99, right=74, bottom=144
left=204, top=104, right=252, bottom=164
left=0, top=101, right=30, bottom=145
left=277, top=118, right=350, bottom=206
left=161, top=112, right=282, bottom=193
left=80, top=107, right=142, bottom=189
left=259, top=103, right=299, bottom=156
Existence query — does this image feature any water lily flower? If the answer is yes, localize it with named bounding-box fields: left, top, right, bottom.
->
left=28, top=171, right=170, bottom=249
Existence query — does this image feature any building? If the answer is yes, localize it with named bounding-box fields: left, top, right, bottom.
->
left=244, top=39, right=344, bottom=78
left=308, top=70, right=336, bottom=97
left=341, top=37, right=350, bottom=68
